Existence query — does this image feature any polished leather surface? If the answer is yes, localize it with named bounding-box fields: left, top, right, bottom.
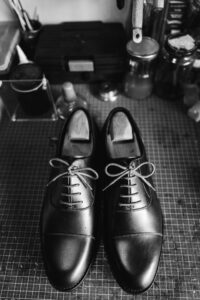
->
left=40, top=108, right=99, bottom=291
left=103, top=107, right=163, bottom=294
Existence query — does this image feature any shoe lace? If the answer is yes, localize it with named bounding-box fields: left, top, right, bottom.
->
left=103, top=161, right=156, bottom=208
left=47, top=158, right=99, bottom=206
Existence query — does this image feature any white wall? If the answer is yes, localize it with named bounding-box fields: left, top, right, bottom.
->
left=0, top=0, right=131, bottom=26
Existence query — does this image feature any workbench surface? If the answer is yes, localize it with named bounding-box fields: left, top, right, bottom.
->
left=0, top=85, right=200, bottom=300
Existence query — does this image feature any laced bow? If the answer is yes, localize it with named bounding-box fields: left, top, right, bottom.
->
left=47, top=158, right=99, bottom=190
left=103, top=161, right=156, bottom=191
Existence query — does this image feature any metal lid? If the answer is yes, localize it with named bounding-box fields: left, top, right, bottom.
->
left=10, top=62, right=43, bottom=91
left=126, top=37, right=159, bottom=61
left=166, top=34, right=196, bottom=58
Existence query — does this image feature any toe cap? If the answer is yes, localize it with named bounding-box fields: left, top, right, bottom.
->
left=42, top=234, right=94, bottom=291
left=113, top=233, right=162, bottom=294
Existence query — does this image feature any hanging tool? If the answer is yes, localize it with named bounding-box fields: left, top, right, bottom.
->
left=8, top=0, right=34, bottom=32
left=14, top=0, right=33, bottom=31
left=9, top=0, right=26, bottom=31
left=132, top=0, right=143, bottom=43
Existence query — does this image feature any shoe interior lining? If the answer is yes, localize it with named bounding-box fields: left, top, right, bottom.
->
left=106, top=112, right=142, bottom=159
left=61, top=110, right=93, bottom=158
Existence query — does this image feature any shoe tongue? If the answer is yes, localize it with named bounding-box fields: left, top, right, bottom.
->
left=112, top=157, right=139, bottom=167
left=60, top=155, right=84, bottom=164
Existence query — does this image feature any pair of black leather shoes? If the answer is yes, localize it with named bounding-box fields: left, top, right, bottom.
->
left=40, top=107, right=163, bottom=294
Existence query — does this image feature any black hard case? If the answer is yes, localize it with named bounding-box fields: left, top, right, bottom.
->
left=34, top=22, right=127, bottom=83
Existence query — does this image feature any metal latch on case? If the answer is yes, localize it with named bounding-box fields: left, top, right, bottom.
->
left=68, top=60, right=94, bottom=72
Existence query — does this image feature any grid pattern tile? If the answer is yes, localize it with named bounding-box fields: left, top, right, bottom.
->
left=0, top=84, right=200, bottom=300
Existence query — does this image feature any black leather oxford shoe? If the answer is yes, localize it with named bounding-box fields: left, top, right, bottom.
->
left=40, top=108, right=99, bottom=291
left=102, top=107, right=163, bottom=294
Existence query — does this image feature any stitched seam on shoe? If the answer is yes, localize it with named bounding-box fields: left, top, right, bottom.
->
left=44, top=233, right=95, bottom=239
left=113, top=232, right=163, bottom=239
left=118, top=199, right=152, bottom=212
